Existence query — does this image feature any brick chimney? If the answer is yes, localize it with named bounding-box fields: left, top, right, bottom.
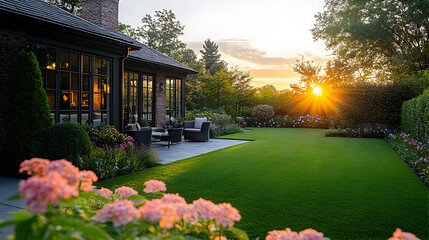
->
left=81, top=0, right=119, bottom=33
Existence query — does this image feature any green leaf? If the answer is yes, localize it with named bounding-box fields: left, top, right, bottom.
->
left=7, top=194, right=22, bottom=201
left=54, top=216, right=112, bottom=240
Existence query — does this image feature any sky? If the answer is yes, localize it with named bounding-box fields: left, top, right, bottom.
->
left=119, top=0, right=331, bottom=90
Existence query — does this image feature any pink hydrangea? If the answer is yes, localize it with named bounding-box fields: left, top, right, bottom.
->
left=139, top=199, right=180, bottom=229
left=161, top=193, right=186, bottom=204
left=266, top=229, right=299, bottom=240
left=99, top=187, right=113, bottom=198
left=299, top=229, right=324, bottom=240
left=213, top=203, right=241, bottom=228
left=143, top=180, right=167, bottom=193
left=19, top=172, right=78, bottom=213
left=94, top=200, right=140, bottom=227
left=389, top=228, right=420, bottom=240
left=192, top=198, right=218, bottom=220
left=19, top=158, right=50, bottom=176
left=79, top=170, right=98, bottom=192
left=215, top=237, right=227, bottom=240
left=114, top=186, right=138, bottom=197
left=44, top=159, right=81, bottom=187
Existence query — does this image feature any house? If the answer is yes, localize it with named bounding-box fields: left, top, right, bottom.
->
left=0, top=0, right=196, bottom=138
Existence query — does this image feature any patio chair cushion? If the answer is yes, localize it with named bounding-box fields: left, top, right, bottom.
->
left=184, top=128, right=201, bottom=132
left=194, top=118, right=207, bottom=129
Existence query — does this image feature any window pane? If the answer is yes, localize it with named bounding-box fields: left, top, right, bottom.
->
left=60, top=92, right=70, bottom=110
left=93, top=94, right=102, bottom=110
left=47, top=48, right=56, bottom=70
left=103, top=77, right=110, bottom=93
left=60, top=112, right=70, bottom=123
left=47, top=91, right=55, bottom=110
left=82, top=93, right=89, bottom=110
left=60, top=51, right=69, bottom=70
left=82, top=75, right=90, bottom=92
left=71, top=73, right=78, bottom=91
left=102, top=59, right=107, bottom=75
left=47, top=70, right=56, bottom=89
left=102, top=112, right=110, bottom=125
left=82, top=55, right=90, bottom=73
left=60, top=72, right=69, bottom=90
left=70, top=53, right=78, bottom=72
left=106, top=60, right=111, bottom=76
left=36, top=45, right=46, bottom=68
left=93, top=111, right=101, bottom=126
left=70, top=92, right=78, bottom=110
left=94, top=57, right=101, bottom=74
left=82, top=112, right=90, bottom=124
left=70, top=112, right=78, bottom=123
left=102, top=94, right=110, bottom=110
left=93, top=76, right=101, bottom=92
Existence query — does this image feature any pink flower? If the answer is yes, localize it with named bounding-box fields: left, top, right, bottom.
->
left=213, top=203, right=241, bottom=228
left=94, top=200, right=140, bottom=227
left=44, top=160, right=81, bottom=187
left=99, top=187, right=113, bottom=198
left=192, top=198, right=217, bottom=220
left=388, top=228, right=420, bottom=240
left=139, top=199, right=180, bottom=229
left=266, top=229, right=299, bottom=240
left=19, top=172, right=78, bottom=213
left=161, top=193, right=186, bottom=204
left=115, top=186, right=138, bottom=197
left=19, top=158, right=50, bottom=176
left=215, top=237, right=227, bottom=240
left=79, top=170, right=98, bottom=192
left=143, top=180, right=167, bottom=193
left=299, top=229, right=324, bottom=240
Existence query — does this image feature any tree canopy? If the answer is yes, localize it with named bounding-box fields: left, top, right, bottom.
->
left=200, top=39, right=222, bottom=75
left=47, top=0, right=81, bottom=15
left=312, top=0, right=429, bottom=80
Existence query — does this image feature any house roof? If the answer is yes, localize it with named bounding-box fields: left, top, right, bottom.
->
left=0, top=0, right=139, bottom=49
left=118, top=33, right=197, bottom=74
left=0, top=0, right=197, bottom=74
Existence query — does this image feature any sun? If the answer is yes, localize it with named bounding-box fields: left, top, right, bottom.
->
left=313, top=86, right=322, bottom=96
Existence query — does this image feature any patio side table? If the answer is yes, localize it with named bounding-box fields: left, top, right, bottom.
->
left=160, top=128, right=183, bottom=148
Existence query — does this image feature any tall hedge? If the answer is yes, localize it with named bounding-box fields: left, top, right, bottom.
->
left=401, top=91, right=429, bottom=143
left=2, top=51, right=52, bottom=176
left=336, top=83, right=414, bottom=126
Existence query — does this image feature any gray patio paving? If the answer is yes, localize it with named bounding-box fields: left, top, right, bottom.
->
left=0, top=138, right=248, bottom=239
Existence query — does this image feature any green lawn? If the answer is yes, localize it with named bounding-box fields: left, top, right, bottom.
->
left=97, top=128, right=429, bottom=240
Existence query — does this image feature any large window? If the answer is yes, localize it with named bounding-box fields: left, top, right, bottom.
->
left=166, top=77, right=182, bottom=121
left=123, top=72, right=154, bottom=125
left=29, top=44, right=112, bottom=125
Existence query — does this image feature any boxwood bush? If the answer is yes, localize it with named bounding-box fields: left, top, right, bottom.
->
left=401, top=91, right=429, bottom=143
left=41, top=123, right=92, bottom=164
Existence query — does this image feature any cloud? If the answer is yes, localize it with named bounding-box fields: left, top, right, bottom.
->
left=188, top=39, right=327, bottom=67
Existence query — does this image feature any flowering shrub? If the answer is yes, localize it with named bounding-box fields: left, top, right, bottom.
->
left=83, top=123, right=128, bottom=148
left=387, top=132, right=429, bottom=184
left=0, top=159, right=422, bottom=240
left=325, top=128, right=394, bottom=138
left=77, top=145, right=160, bottom=180
left=210, top=123, right=243, bottom=137
left=247, top=114, right=331, bottom=129
left=251, top=104, right=275, bottom=123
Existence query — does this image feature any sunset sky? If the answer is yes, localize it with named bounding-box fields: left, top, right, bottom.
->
left=119, top=0, right=331, bottom=90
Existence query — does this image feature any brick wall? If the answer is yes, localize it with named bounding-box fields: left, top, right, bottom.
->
left=155, top=71, right=167, bottom=127
left=81, top=0, right=119, bottom=33
left=0, top=29, right=26, bottom=155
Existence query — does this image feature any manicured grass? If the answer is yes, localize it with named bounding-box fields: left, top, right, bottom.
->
left=97, top=128, right=429, bottom=240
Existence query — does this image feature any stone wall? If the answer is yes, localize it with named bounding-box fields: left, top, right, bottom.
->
left=81, top=0, right=119, bottom=33
left=155, top=71, right=167, bottom=127
left=0, top=29, right=26, bottom=156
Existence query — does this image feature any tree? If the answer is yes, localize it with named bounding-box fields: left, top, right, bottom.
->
left=137, top=9, right=187, bottom=60
left=199, top=69, right=235, bottom=110
left=200, top=39, right=222, bottom=75
left=119, top=22, right=140, bottom=41
left=47, top=0, right=81, bottom=15
left=182, top=49, right=205, bottom=110
left=312, top=0, right=429, bottom=80
left=231, top=68, right=255, bottom=116
left=291, top=57, right=334, bottom=94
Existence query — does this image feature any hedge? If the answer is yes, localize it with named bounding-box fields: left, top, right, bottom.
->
left=401, top=91, right=429, bottom=143
left=336, top=82, right=414, bottom=126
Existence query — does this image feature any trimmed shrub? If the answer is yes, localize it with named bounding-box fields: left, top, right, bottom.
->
left=186, top=108, right=243, bottom=137
left=41, top=123, right=92, bottom=164
left=401, top=91, right=429, bottom=143
left=335, top=82, right=414, bottom=126
left=251, top=104, right=274, bottom=123
left=2, top=51, right=52, bottom=176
